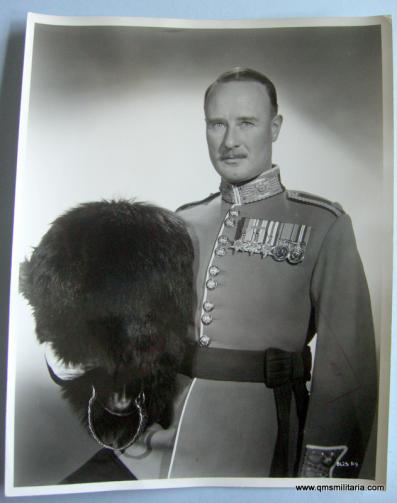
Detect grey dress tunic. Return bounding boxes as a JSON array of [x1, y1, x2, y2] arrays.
[[168, 166, 376, 479]]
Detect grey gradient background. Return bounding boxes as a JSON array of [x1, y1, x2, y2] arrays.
[[0, 1, 395, 503]]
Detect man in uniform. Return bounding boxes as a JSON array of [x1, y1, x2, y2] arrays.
[[169, 68, 377, 479], [40, 68, 377, 482]]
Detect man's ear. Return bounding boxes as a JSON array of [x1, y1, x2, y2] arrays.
[[271, 114, 283, 142]]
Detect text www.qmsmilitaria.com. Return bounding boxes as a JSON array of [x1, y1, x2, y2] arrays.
[[295, 483, 385, 492]]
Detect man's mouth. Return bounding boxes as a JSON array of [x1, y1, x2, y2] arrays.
[[220, 153, 247, 162]]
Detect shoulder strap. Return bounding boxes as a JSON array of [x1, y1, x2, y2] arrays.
[[176, 192, 220, 212], [287, 190, 344, 217]]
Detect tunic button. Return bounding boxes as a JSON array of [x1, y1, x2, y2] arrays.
[[201, 313, 213, 325], [199, 334, 211, 347], [209, 265, 220, 276], [229, 209, 240, 217], [206, 278, 218, 290], [217, 235, 229, 245], [224, 218, 235, 227], [215, 247, 226, 257], [203, 301, 214, 312]]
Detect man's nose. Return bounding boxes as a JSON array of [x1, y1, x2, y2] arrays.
[[223, 125, 240, 149]]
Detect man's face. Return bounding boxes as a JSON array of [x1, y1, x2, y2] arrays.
[[205, 81, 282, 184]]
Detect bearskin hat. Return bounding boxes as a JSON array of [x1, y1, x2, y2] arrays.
[[20, 200, 194, 450]]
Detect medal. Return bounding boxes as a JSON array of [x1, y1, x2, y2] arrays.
[[272, 245, 289, 261], [229, 217, 311, 265], [288, 246, 304, 264]]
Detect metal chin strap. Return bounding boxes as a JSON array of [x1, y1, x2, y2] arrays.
[[44, 344, 148, 451], [87, 386, 147, 451]]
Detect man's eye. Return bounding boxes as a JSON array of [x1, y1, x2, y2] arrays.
[[240, 121, 254, 128], [208, 122, 225, 129]]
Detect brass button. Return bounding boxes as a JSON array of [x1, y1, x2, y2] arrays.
[[203, 301, 214, 312], [215, 247, 226, 257], [229, 209, 240, 217], [201, 313, 213, 325], [199, 335, 211, 347], [217, 235, 229, 245], [209, 265, 220, 276], [206, 278, 217, 290]]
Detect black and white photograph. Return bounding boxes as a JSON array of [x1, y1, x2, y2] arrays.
[[5, 13, 392, 496]]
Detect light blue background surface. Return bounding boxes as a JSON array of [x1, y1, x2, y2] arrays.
[[0, 1, 395, 502]]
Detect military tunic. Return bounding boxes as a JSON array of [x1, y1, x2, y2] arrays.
[[171, 166, 377, 478]]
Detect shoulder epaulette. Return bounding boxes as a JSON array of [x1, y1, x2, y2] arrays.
[[287, 190, 344, 217], [176, 192, 220, 212]]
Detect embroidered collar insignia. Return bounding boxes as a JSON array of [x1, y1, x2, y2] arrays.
[[220, 166, 284, 205]]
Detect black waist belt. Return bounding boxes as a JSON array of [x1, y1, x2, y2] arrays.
[[182, 346, 266, 382], [182, 344, 312, 477]]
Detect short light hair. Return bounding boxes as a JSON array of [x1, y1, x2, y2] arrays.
[[204, 67, 278, 116]]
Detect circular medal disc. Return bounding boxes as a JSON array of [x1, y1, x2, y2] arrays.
[[272, 245, 289, 261], [288, 246, 304, 264]]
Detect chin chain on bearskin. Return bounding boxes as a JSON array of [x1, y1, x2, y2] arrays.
[[87, 386, 147, 451]]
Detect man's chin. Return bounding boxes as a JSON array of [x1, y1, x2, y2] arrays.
[[218, 167, 270, 186], [217, 167, 247, 184], [223, 175, 250, 185], [219, 169, 255, 185]]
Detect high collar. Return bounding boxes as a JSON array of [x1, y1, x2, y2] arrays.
[[219, 166, 284, 205]]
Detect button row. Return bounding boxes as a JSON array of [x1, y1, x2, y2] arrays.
[[199, 208, 240, 348]]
